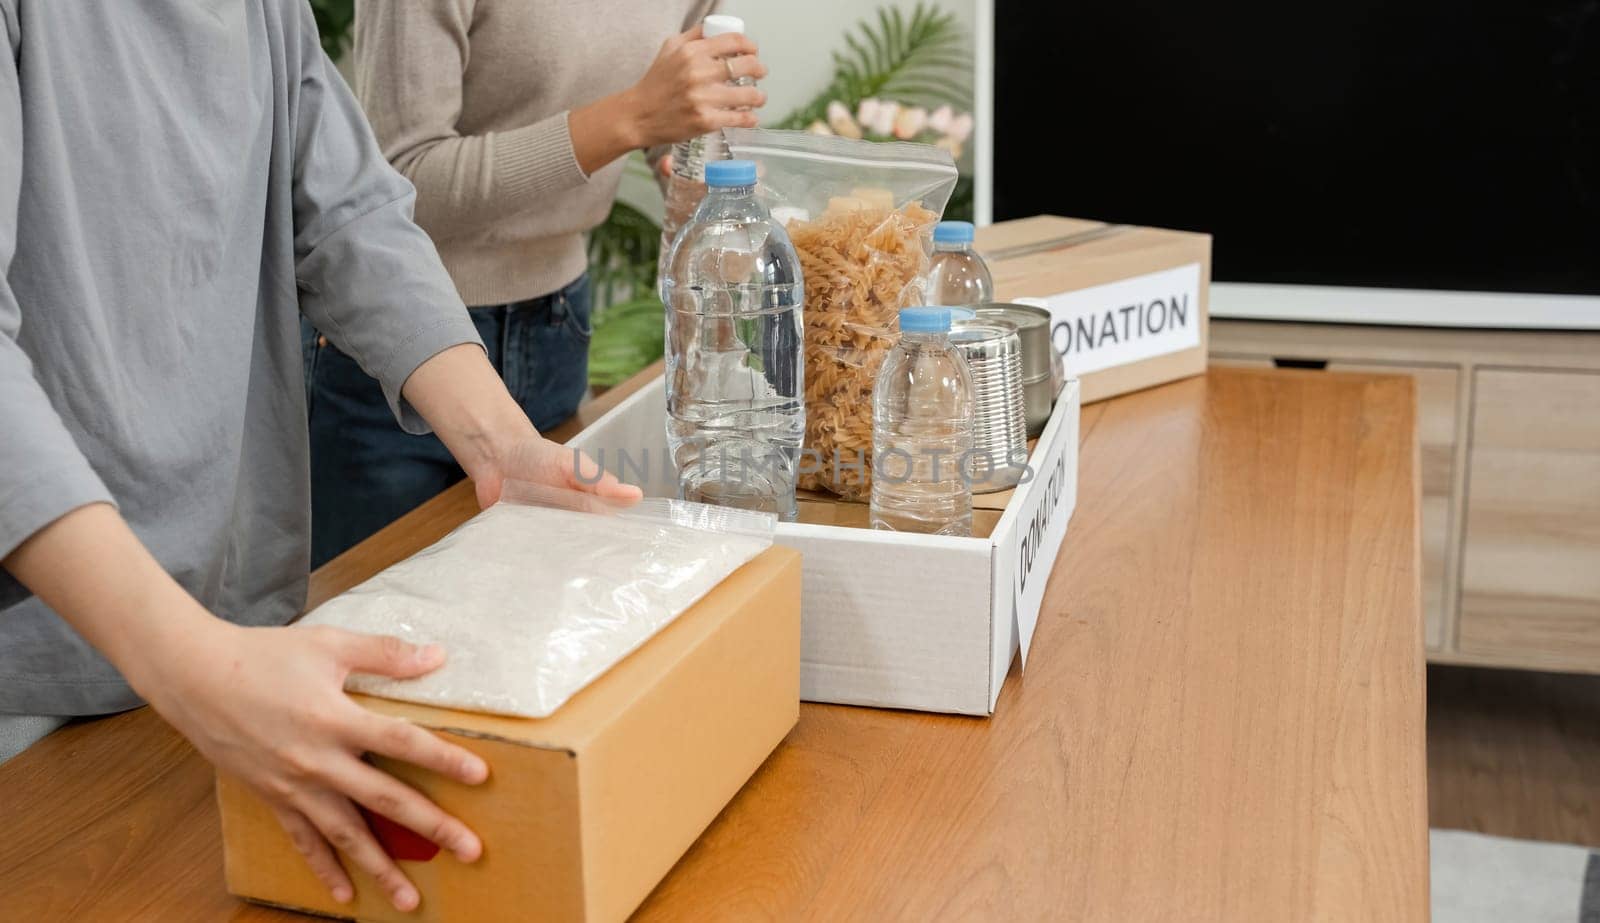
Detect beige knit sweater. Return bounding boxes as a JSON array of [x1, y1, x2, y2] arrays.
[[352, 0, 714, 306]]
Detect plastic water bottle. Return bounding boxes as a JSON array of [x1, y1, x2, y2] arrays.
[[659, 14, 753, 282], [925, 221, 995, 307], [661, 160, 804, 520], [870, 307, 974, 536]]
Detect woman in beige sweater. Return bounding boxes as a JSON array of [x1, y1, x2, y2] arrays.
[[306, 2, 765, 565]]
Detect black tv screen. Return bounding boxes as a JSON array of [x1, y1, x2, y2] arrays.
[[992, 0, 1600, 295]]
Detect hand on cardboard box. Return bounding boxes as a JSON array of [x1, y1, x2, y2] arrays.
[[144, 619, 491, 912], [3, 485, 496, 914]]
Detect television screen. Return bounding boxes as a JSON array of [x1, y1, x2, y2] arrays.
[[992, 0, 1600, 295]]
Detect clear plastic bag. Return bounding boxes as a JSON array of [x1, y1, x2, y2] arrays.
[[298, 483, 774, 718], [725, 128, 959, 501]]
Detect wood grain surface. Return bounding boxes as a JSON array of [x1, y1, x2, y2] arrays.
[[1327, 362, 1458, 652], [0, 367, 1429, 922], [1210, 353, 1460, 653], [1458, 368, 1600, 669], [1211, 318, 1600, 676]]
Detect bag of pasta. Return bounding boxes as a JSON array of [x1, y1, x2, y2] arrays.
[[726, 128, 959, 501]]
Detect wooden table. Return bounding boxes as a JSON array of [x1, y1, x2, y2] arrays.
[[0, 366, 1430, 921]]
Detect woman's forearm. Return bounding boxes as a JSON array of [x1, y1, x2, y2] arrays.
[[568, 92, 646, 177], [401, 344, 538, 482], [5, 502, 490, 914], [401, 343, 639, 507]]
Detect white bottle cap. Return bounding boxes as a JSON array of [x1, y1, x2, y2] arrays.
[[702, 14, 746, 37]]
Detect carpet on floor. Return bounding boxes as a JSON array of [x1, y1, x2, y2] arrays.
[[1432, 829, 1600, 923]]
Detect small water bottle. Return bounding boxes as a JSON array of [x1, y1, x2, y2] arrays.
[[659, 14, 754, 281], [870, 307, 975, 536], [661, 159, 804, 520], [925, 221, 995, 307]]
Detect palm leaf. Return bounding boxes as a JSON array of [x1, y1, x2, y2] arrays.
[[585, 198, 666, 388], [773, 2, 972, 130], [586, 199, 661, 312], [308, 0, 354, 58]]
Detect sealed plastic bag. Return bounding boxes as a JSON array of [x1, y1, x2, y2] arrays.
[[298, 484, 773, 718], [726, 128, 959, 501]]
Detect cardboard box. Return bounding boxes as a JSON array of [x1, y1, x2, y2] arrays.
[[218, 547, 802, 923], [976, 215, 1212, 404], [566, 377, 1080, 716]]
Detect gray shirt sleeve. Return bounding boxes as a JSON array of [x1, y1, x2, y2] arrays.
[[287, 3, 482, 434], [0, 5, 116, 561]]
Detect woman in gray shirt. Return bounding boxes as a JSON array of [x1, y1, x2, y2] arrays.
[[0, 0, 635, 912]]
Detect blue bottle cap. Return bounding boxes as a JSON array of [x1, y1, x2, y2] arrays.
[[900, 306, 954, 333], [706, 160, 758, 188], [933, 220, 975, 243]]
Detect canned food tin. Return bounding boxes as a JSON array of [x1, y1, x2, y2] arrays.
[[949, 318, 1029, 493], [973, 303, 1058, 436]]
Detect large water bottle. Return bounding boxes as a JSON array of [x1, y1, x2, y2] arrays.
[[925, 221, 995, 306], [870, 307, 975, 536], [659, 14, 753, 282], [661, 159, 804, 520]]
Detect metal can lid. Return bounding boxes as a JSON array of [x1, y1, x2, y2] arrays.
[[973, 303, 1054, 381], [949, 318, 1021, 361]]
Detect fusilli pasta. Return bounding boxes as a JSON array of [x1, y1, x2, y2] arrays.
[[788, 199, 939, 499]]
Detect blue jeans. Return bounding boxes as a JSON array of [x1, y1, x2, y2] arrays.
[[305, 275, 592, 568]]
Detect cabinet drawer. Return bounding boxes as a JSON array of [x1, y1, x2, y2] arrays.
[[1460, 369, 1600, 668], [1329, 363, 1458, 651]]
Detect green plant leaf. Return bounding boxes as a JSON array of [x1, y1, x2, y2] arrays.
[[308, 0, 354, 59], [586, 199, 662, 313], [772, 2, 974, 131], [588, 297, 665, 388]]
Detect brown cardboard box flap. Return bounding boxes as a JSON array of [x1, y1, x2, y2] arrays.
[[976, 215, 1213, 403], [975, 215, 1109, 256]]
